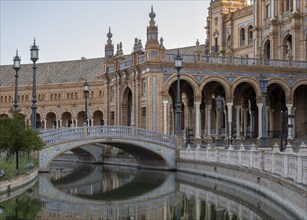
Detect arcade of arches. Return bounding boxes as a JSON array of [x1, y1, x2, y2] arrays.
[[1, 76, 306, 145]]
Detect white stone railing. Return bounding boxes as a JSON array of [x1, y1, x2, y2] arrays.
[[40, 126, 175, 148], [40, 127, 84, 145], [179, 143, 307, 185]]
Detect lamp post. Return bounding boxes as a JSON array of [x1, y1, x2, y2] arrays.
[[13, 50, 21, 112], [83, 79, 89, 126], [30, 39, 39, 130], [216, 95, 223, 147], [259, 74, 269, 148], [174, 50, 183, 134]]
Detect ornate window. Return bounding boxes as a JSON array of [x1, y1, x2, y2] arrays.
[[240, 28, 246, 46], [248, 25, 253, 45]]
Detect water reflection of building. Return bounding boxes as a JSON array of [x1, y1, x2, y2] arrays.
[[33, 166, 298, 220], [36, 167, 176, 220]]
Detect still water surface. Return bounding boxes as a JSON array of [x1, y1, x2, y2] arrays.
[[0, 162, 299, 220]]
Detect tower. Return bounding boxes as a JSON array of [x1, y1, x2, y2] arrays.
[[105, 27, 114, 65], [145, 6, 165, 61]]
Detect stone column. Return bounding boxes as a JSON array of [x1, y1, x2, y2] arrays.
[[249, 110, 253, 138], [269, 109, 274, 137], [163, 99, 168, 135], [91, 119, 94, 126], [75, 119, 78, 127], [235, 105, 241, 139], [287, 104, 293, 139], [131, 78, 135, 127], [243, 108, 248, 138], [188, 107, 193, 129], [257, 103, 263, 138], [56, 120, 59, 129], [292, 107, 296, 138], [196, 199, 200, 220], [266, 107, 269, 137], [226, 103, 233, 140], [195, 102, 201, 139], [206, 105, 212, 138], [44, 120, 47, 130]]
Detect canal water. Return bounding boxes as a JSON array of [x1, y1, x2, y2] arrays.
[[0, 162, 299, 220]]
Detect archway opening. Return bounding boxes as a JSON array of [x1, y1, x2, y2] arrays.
[[77, 111, 86, 127], [168, 79, 195, 135], [293, 85, 307, 138], [267, 83, 286, 138], [62, 112, 72, 128], [93, 110, 104, 126], [233, 82, 257, 140], [122, 88, 132, 126], [264, 40, 271, 61], [201, 81, 226, 141], [46, 112, 56, 129]]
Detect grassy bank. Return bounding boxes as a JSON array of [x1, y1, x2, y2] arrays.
[[0, 153, 37, 181]]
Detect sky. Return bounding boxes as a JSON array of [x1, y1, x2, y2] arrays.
[[0, 0, 210, 65]]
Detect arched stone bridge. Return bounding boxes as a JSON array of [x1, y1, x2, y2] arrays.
[[39, 126, 176, 172]]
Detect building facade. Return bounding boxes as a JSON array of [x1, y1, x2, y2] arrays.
[[206, 0, 307, 61], [0, 5, 306, 146]]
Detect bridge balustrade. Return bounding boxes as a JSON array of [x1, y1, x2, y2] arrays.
[[179, 143, 307, 185], [40, 126, 175, 148], [40, 127, 84, 145]]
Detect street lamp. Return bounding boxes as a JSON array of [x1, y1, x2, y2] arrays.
[[174, 50, 183, 134], [83, 79, 89, 126], [259, 73, 269, 148], [13, 50, 21, 112], [30, 39, 39, 130], [216, 95, 223, 147]]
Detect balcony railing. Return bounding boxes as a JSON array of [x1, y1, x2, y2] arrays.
[[104, 54, 307, 74]]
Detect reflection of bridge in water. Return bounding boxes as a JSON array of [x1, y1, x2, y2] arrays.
[[32, 165, 301, 219], [37, 167, 176, 218]]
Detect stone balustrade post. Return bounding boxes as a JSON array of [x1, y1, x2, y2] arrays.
[[282, 143, 293, 179], [83, 126, 88, 137], [297, 142, 307, 184], [239, 143, 244, 165], [271, 143, 280, 174], [227, 146, 232, 164]]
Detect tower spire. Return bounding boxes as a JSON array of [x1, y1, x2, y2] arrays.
[[105, 27, 114, 61]]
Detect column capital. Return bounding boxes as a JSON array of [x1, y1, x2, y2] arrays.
[[205, 104, 212, 111], [257, 103, 263, 108], [194, 101, 201, 107], [194, 95, 202, 103], [286, 103, 293, 109], [226, 95, 233, 103], [162, 99, 169, 105], [226, 102, 233, 107]]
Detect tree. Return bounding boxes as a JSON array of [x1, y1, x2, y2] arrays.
[[0, 112, 44, 170]]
